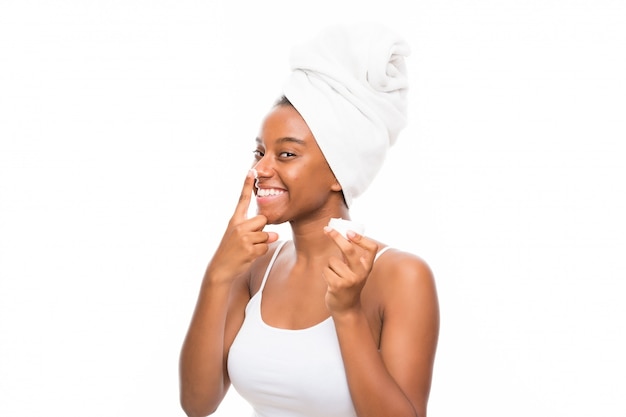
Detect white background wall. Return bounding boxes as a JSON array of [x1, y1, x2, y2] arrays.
[[1, 1, 624, 416]]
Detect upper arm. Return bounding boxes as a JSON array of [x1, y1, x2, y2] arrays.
[[378, 253, 440, 416], [222, 242, 280, 381], [221, 272, 250, 385], [223, 272, 251, 353]]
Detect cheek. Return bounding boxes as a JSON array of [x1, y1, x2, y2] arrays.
[[285, 159, 335, 190]]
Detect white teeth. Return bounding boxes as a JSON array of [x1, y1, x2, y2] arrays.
[[257, 188, 285, 197]]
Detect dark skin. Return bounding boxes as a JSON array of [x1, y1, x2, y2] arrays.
[[179, 103, 439, 417]]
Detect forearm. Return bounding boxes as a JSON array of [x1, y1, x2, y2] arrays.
[[179, 278, 233, 417], [334, 309, 418, 417]]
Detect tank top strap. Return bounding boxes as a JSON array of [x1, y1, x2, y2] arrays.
[[258, 240, 289, 292], [259, 242, 389, 292], [374, 246, 392, 262]]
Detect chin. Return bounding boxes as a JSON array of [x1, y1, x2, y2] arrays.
[[256, 209, 283, 225]]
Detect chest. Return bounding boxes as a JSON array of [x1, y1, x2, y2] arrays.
[[228, 294, 358, 417], [255, 266, 384, 347]]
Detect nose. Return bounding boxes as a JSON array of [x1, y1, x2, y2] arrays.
[[252, 156, 273, 179]]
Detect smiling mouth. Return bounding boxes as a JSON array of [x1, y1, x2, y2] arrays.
[[256, 188, 286, 197]]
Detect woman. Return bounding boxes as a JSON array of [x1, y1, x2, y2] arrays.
[[180, 23, 439, 417]]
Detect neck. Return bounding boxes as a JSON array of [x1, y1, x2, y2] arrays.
[[288, 207, 350, 262]]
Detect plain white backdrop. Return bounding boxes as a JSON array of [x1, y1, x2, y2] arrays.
[[1, 1, 624, 416]]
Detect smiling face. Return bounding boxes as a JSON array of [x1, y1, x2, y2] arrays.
[[252, 103, 344, 225]]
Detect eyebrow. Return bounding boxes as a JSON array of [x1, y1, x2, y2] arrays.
[[256, 137, 307, 146]]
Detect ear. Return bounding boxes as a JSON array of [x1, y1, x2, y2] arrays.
[[330, 181, 342, 192]]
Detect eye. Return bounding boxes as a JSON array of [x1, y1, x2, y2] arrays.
[[253, 149, 264, 159], [279, 152, 296, 158]]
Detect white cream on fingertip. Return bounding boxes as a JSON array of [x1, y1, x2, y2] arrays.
[[327, 218, 365, 239]]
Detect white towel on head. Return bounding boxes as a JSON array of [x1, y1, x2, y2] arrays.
[[282, 22, 410, 207]]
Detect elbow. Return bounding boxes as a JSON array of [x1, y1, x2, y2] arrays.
[[181, 410, 213, 417], [179, 372, 225, 417], [180, 401, 217, 417], [180, 392, 220, 417]]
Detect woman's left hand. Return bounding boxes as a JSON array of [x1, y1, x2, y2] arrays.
[[322, 227, 379, 315]]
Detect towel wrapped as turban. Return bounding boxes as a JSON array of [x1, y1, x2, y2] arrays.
[[282, 23, 410, 207]]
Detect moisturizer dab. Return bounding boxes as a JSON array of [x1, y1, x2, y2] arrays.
[[327, 218, 365, 239]]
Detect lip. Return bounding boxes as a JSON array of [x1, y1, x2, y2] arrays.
[[255, 186, 287, 203]]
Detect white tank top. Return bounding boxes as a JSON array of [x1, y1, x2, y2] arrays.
[[227, 240, 391, 417]]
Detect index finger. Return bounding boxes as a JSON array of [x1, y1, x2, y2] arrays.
[[233, 169, 256, 221], [346, 232, 378, 271], [325, 227, 377, 269], [346, 231, 379, 259]]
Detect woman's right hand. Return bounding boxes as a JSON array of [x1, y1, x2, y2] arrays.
[[205, 170, 279, 284]]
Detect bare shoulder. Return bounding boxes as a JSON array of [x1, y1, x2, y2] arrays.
[[373, 248, 436, 289], [368, 248, 439, 313]]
